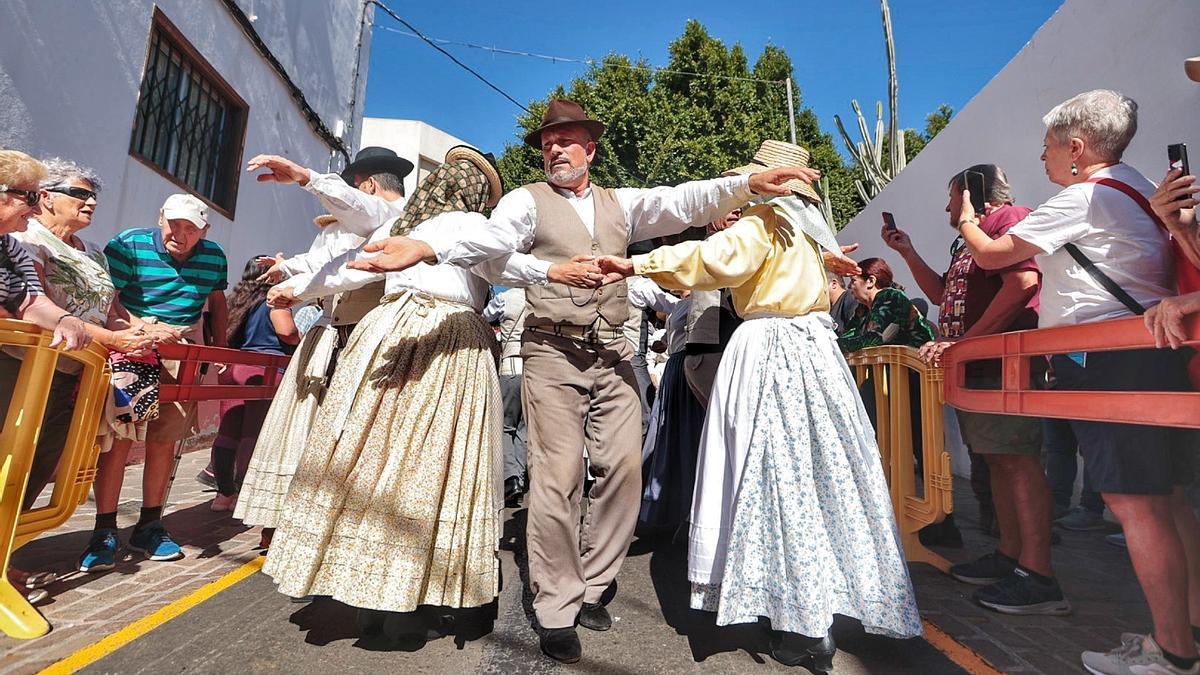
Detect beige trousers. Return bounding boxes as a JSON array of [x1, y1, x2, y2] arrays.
[[684, 352, 723, 408], [521, 331, 642, 629]]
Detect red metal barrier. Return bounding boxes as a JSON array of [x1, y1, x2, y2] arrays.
[[941, 314, 1200, 429], [155, 343, 290, 403]]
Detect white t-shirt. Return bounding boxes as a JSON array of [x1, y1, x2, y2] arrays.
[[1007, 163, 1174, 328]]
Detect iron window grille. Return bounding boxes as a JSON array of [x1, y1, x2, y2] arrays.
[[130, 11, 247, 216]]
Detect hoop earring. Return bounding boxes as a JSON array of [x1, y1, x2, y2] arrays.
[[1071, 162, 1078, 176]]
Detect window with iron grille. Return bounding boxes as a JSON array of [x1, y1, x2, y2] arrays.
[[130, 10, 248, 216]]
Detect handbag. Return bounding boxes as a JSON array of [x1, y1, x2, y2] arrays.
[[108, 351, 162, 423]]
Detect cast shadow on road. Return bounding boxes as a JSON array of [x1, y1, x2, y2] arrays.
[[643, 533, 932, 671]]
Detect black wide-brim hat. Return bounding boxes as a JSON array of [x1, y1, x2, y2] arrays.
[[523, 99, 605, 149], [340, 146, 415, 184]]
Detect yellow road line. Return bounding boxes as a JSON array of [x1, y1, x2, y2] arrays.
[[39, 556, 264, 675], [922, 618, 1003, 675]]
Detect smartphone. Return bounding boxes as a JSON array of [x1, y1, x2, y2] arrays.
[[963, 170, 987, 214], [1169, 143, 1190, 177], [882, 211, 898, 232]]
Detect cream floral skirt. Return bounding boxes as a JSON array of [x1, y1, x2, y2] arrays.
[[262, 291, 502, 611], [235, 322, 339, 529]]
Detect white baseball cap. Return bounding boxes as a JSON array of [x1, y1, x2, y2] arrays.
[[161, 193, 209, 229]]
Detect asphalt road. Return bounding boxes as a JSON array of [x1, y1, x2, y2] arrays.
[[84, 508, 966, 674]]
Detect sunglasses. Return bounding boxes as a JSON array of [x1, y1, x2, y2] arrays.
[[48, 186, 97, 202], [4, 188, 40, 207]]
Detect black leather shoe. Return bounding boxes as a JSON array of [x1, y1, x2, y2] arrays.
[[540, 626, 582, 663], [504, 476, 523, 507], [578, 602, 612, 631], [769, 631, 836, 674]]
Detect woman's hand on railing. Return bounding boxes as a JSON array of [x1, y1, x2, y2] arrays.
[[50, 315, 91, 351], [918, 339, 954, 366]]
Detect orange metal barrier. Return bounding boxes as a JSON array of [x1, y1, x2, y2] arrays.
[[942, 315, 1200, 428], [847, 346, 955, 573]]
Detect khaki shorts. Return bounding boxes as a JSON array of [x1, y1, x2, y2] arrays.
[[138, 316, 202, 444], [955, 409, 1042, 456]]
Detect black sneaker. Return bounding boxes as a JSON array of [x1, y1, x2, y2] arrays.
[[973, 567, 1071, 616], [950, 551, 1016, 585]]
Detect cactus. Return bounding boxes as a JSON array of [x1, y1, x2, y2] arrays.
[[834, 0, 904, 202]]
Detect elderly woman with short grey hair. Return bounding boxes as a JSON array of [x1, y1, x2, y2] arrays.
[[958, 89, 1200, 675]]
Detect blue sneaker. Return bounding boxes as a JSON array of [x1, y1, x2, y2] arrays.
[[78, 529, 119, 573], [128, 521, 184, 561]]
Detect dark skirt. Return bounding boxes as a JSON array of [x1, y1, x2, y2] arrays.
[[639, 353, 706, 529]]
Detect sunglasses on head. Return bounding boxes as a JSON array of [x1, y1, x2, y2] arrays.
[[48, 186, 97, 202], [4, 188, 40, 207]]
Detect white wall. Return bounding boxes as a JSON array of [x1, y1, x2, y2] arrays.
[[0, 0, 372, 277], [360, 118, 470, 197], [837, 0, 1200, 311]]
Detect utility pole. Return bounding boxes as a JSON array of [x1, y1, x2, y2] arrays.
[[785, 77, 797, 144]]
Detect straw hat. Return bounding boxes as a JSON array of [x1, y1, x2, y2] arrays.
[[724, 140, 820, 204], [445, 145, 505, 208]]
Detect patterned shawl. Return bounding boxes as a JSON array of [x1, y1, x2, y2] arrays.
[[390, 159, 490, 236]]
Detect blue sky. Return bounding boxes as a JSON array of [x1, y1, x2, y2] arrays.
[[363, 1, 1063, 158]]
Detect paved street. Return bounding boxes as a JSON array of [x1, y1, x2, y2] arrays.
[[1, 449, 1152, 674]]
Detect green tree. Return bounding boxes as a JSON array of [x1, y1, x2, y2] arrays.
[[900, 103, 954, 162], [497, 21, 863, 227]]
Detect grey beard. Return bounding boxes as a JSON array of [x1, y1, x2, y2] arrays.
[[546, 163, 588, 187]]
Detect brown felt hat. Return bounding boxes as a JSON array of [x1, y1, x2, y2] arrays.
[[523, 99, 605, 149]]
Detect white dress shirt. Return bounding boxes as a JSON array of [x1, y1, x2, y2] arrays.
[[412, 175, 755, 285]]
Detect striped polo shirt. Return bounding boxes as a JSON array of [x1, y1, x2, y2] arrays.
[[104, 227, 228, 326]]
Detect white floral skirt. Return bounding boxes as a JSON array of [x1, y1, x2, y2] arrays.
[[235, 323, 338, 529], [688, 312, 921, 639], [262, 292, 502, 611]]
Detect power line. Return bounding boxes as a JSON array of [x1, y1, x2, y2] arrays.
[[376, 24, 786, 86], [367, 0, 530, 112]]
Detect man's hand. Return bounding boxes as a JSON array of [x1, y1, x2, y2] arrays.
[[595, 255, 636, 283], [748, 166, 822, 197], [246, 154, 311, 186], [918, 339, 955, 366], [881, 224, 915, 255], [267, 285, 299, 309], [347, 237, 437, 273], [822, 244, 860, 277], [1150, 168, 1198, 235], [50, 315, 91, 351], [108, 327, 156, 355], [1144, 293, 1200, 349], [256, 252, 287, 284], [547, 255, 605, 289]]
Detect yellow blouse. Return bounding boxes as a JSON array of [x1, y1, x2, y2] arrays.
[[632, 201, 830, 318]]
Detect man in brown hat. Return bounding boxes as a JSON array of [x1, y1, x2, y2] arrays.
[[347, 99, 820, 663]]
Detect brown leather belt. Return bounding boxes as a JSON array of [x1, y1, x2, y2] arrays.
[[526, 324, 623, 345]]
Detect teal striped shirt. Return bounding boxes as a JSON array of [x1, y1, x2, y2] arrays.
[[104, 228, 228, 325]]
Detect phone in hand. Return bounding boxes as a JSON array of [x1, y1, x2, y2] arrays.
[[1169, 143, 1190, 177], [882, 211, 898, 232], [963, 170, 987, 214]]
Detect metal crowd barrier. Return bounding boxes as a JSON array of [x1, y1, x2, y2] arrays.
[[941, 315, 1200, 428], [847, 346, 954, 573], [0, 319, 110, 639], [0, 322, 290, 639]]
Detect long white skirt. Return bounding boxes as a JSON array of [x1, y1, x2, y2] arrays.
[[234, 322, 339, 529], [688, 312, 921, 639]]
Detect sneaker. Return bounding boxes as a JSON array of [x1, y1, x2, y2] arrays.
[[210, 493, 238, 512], [1106, 533, 1128, 549], [128, 521, 184, 561], [78, 528, 119, 573], [195, 465, 217, 489], [1082, 634, 1200, 675], [950, 551, 1016, 585], [1056, 507, 1108, 532], [974, 567, 1072, 616]]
